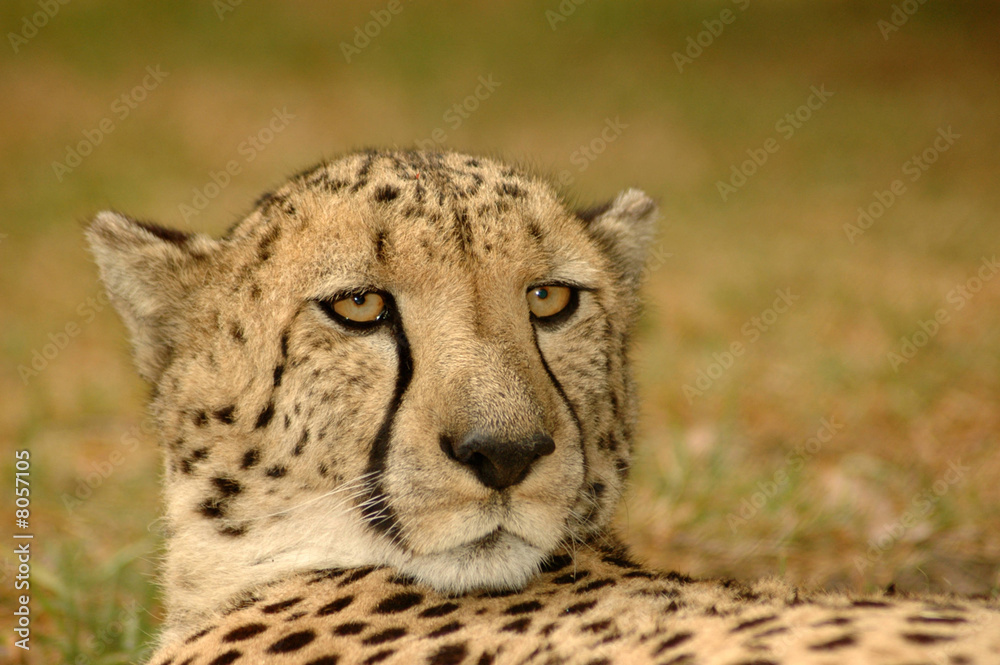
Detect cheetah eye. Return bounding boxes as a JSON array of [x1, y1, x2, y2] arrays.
[[316, 291, 389, 331], [527, 285, 578, 326]]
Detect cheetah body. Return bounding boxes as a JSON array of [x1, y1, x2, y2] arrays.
[[87, 150, 1000, 665]]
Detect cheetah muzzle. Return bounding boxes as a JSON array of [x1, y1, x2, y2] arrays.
[[89, 150, 1000, 665]]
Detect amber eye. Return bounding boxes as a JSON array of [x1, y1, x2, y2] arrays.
[[317, 291, 389, 331], [334, 293, 385, 322], [527, 285, 575, 321]]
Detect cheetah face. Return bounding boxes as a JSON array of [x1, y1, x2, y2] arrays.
[[88, 151, 656, 628]]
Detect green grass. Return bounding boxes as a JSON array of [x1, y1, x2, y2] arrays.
[[2, 1, 1000, 661]]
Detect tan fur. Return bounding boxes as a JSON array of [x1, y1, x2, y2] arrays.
[[88, 150, 1000, 664]]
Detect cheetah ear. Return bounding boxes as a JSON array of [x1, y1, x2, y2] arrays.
[[86, 211, 219, 383], [579, 188, 658, 288]]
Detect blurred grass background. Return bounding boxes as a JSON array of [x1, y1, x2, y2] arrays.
[[2, 0, 999, 662]]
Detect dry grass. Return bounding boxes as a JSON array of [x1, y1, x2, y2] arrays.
[[2, 1, 999, 662]]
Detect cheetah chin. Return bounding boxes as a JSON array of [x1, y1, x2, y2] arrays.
[[396, 528, 547, 595]]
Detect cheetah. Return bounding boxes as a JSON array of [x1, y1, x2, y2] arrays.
[[87, 150, 1000, 665]]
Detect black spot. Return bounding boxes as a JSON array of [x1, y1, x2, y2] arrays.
[[255, 403, 275, 429], [427, 621, 463, 638], [374, 185, 399, 203], [564, 600, 597, 615], [389, 574, 416, 586], [504, 600, 543, 615], [317, 596, 354, 616], [223, 623, 267, 642], [193, 410, 209, 427], [428, 643, 467, 665], [809, 634, 856, 651], [241, 448, 260, 469], [907, 614, 968, 624], [219, 524, 247, 537], [581, 619, 612, 633], [207, 651, 241, 665], [496, 182, 525, 198], [230, 322, 246, 344], [305, 657, 340, 665], [250, 284, 262, 300], [420, 602, 460, 618], [652, 632, 693, 656], [526, 222, 543, 243], [265, 465, 287, 478], [732, 661, 776, 665], [623, 571, 657, 580], [267, 629, 315, 653], [212, 476, 242, 497], [501, 618, 531, 634], [553, 571, 589, 584], [262, 597, 303, 614], [660, 655, 695, 665], [215, 405, 236, 424], [902, 633, 954, 644], [732, 615, 777, 632], [813, 616, 851, 627], [476, 653, 495, 665], [339, 567, 376, 586], [185, 626, 215, 643], [363, 650, 395, 665], [852, 599, 890, 608], [374, 592, 424, 614], [273, 365, 284, 387], [576, 579, 615, 594], [257, 226, 281, 262], [600, 551, 639, 569], [332, 622, 367, 636], [540, 554, 573, 573], [362, 627, 407, 645]]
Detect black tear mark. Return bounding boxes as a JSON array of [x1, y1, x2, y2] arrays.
[[255, 402, 275, 429], [374, 185, 399, 203]]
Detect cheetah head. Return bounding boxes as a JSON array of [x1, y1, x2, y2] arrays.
[[88, 150, 656, 638]]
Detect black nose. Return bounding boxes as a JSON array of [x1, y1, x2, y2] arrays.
[[441, 432, 555, 490]]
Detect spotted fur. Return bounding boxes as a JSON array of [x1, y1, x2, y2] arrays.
[[88, 150, 1000, 664]]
